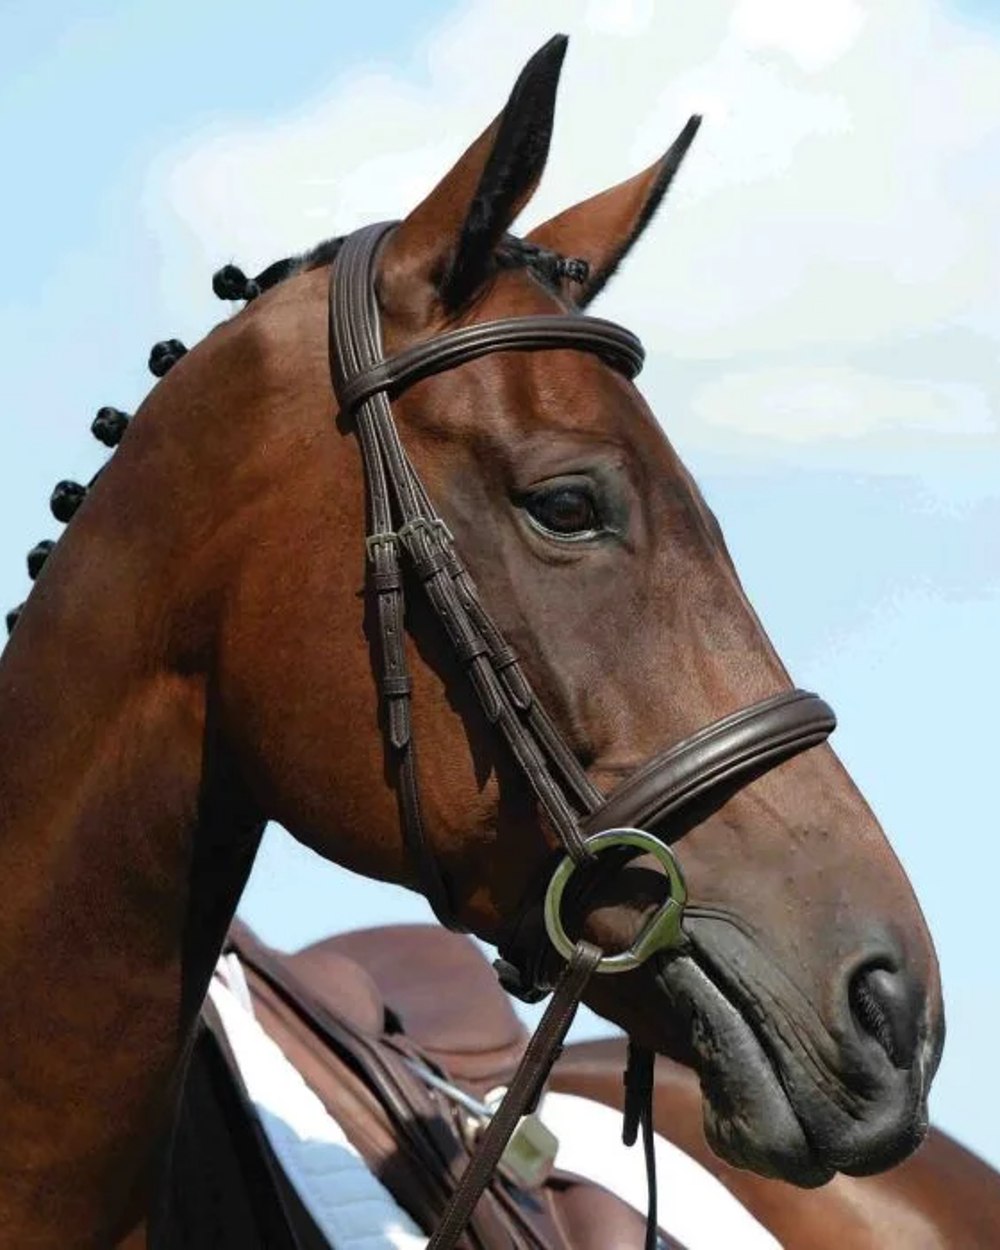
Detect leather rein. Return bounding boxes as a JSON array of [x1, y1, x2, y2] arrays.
[[328, 221, 836, 1249]]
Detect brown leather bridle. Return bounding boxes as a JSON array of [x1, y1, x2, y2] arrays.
[[329, 221, 836, 1249]]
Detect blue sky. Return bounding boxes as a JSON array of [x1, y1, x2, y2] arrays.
[[2, 0, 998, 1173]]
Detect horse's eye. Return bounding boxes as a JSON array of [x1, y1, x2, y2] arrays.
[[524, 486, 600, 537]]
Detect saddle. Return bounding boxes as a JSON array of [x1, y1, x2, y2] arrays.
[[168, 921, 682, 1250]]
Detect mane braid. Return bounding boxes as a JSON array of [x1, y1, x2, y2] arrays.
[[4, 230, 587, 638], [224, 232, 583, 304], [496, 235, 589, 290]]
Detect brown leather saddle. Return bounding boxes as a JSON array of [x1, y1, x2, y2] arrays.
[[161, 921, 686, 1250]]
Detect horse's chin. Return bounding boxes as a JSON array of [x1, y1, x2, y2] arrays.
[[652, 953, 836, 1187]]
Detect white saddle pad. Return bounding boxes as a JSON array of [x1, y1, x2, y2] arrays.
[[209, 968, 425, 1249], [208, 960, 781, 1250]]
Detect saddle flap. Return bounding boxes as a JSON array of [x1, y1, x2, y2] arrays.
[[301, 924, 529, 1092]]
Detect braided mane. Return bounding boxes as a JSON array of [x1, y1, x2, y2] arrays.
[[4, 233, 587, 636], [212, 232, 585, 304]]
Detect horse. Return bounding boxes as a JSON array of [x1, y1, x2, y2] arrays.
[[0, 35, 944, 1248]]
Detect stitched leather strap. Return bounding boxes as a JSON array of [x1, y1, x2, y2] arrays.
[[427, 941, 603, 1250], [582, 689, 836, 836], [338, 314, 644, 413], [330, 223, 622, 920], [330, 224, 457, 925]]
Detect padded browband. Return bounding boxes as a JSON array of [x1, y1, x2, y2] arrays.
[[337, 314, 645, 413], [583, 689, 836, 836]]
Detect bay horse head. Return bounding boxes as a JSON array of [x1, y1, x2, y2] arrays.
[[0, 33, 942, 1245]]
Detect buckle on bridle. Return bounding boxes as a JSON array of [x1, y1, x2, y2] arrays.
[[365, 530, 399, 559], [543, 829, 687, 973], [397, 516, 454, 546], [366, 517, 454, 561]]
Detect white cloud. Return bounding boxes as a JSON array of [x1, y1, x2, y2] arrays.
[[584, 0, 655, 38], [146, 0, 1000, 457], [690, 365, 994, 440], [730, 0, 867, 72]]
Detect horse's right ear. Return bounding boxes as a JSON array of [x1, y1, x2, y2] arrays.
[[526, 115, 702, 308], [377, 36, 567, 324]]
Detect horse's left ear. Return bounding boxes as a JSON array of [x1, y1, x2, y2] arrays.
[[527, 115, 702, 308], [379, 35, 568, 323]]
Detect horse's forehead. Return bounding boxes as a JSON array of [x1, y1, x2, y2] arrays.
[[356, 260, 664, 459], [397, 347, 656, 464]]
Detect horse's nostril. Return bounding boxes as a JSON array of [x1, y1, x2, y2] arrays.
[[848, 962, 922, 1069]]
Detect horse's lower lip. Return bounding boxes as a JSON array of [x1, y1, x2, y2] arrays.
[[652, 951, 835, 1186]]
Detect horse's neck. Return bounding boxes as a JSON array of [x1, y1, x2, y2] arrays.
[[0, 530, 262, 1245]]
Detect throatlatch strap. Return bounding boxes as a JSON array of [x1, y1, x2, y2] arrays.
[[427, 941, 602, 1250]]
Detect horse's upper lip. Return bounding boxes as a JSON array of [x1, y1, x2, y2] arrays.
[[651, 945, 833, 1185], [652, 912, 934, 1182]]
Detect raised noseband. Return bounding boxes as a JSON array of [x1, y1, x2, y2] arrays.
[[585, 688, 836, 838]]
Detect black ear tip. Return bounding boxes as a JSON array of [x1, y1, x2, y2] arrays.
[[658, 113, 703, 176], [678, 114, 703, 148], [526, 34, 569, 80], [513, 35, 568, 96], [6, 604, 23, 636], [542, 33, 569, 57]]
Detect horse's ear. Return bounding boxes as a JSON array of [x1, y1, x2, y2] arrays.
[[526, 115, 702, 308], [378, 35, 567, 320]]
